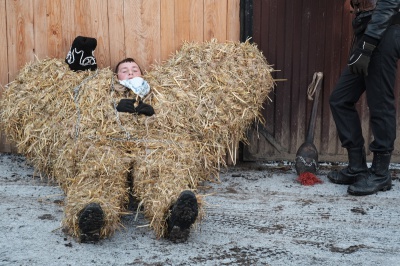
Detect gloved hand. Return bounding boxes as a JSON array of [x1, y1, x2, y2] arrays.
[[116, 99, 136, 113], [136, 101, 155, 116], [348, 38, 376, 76]]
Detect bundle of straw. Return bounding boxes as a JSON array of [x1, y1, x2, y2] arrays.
[[0, 39, 275, 239]]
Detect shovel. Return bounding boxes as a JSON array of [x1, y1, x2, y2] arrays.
[[295, 72, 323, 176]]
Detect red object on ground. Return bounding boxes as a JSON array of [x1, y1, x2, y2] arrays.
[[296, 172, 323, 186]]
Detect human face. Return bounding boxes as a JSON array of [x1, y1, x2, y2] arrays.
[[117, 62, 142, 80]]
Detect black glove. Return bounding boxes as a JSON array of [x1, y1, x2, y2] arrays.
[[348, 38, 376, 76], [136, 101, 155, 116], [116, 99, 136, 113]]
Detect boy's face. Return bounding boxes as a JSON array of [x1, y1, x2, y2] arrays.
[[117, 61, 142, 80]]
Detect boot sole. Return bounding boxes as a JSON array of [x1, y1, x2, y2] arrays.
[[78, 203, 105, 243], [327, 170, 360, 185], [348, 184, 392, 196], [167, 190, 198, 243]]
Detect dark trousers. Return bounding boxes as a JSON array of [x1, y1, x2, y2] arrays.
[[330, 25, 400, 153]]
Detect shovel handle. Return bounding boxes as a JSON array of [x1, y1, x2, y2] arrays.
[[306, 72, 323, 143]]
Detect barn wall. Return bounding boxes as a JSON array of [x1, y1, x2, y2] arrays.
[[0, 0, 240, 153], [243, 0, 400, 163]]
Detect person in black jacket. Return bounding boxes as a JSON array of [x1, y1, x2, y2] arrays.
[[328, 0, 400, 195]]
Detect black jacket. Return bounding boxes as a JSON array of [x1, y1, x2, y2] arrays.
[[364, 0, 400, 42]]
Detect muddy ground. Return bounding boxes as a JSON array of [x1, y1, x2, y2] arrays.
[[1, 152, 400, 266]]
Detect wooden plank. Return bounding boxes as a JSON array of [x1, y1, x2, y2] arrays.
[[296, 0, 315, 155], [304, 0, 318, 153], [321, 0, 339, 154], [310, 0, 328, 155], [0, 0, 11, 153], [174, 0, 191, 45], [287, 0, 301, 154], [125, 0, 160, 71], [189, 0, 204, 42], [62, 0, 111, 68], [31, 0, 64, 59], [107, 0, 125, 70], [32, 0, 48, 59], [260, 0, 273, 61], [243, 0, 271, 160], [244, 0, 284, 160], [204, 0, 227, 41], [74, 0, 92, 37], [6, 0, 35, 81], [0, 0, 7, 88], [226, 0, 240, 41], [252, 0, 262, 43], [69, 0, 110, 67], [264, 0, 281, 145], [60, 0, 77, 55], [87, 0, 110, 67], [317, 0, 334, 155], [298, 0, 325, 155], [160, 0, 175, 61], [46, 0, 63, 58], [259, 0, 274, 135], [274, 0, 290, 151], [260, 0, 277, 156]]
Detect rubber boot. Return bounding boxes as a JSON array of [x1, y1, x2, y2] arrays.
[[348, 152, 392, 196], [327, 147, 368, 184]]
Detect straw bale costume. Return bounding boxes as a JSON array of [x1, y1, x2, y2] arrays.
[[0, 37, 275, 243]]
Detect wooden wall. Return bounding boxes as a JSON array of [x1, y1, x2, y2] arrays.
[[244, 0, 400, 163], [0, 0, 240, 153]]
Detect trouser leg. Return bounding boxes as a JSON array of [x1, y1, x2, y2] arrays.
[[329, 67, 366, 148], [365, 25, 399, 153], [328, 65, 367, 183]]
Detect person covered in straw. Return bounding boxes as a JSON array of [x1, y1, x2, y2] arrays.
[[0, 36, 275, 244], [113, 57, 200, 243], [68, 51, 199, 242]]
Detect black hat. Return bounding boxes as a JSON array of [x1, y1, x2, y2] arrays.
[[65, 36, 97, 71]]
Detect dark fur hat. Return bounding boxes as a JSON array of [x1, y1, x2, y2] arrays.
[[65, 36, 97, 71]]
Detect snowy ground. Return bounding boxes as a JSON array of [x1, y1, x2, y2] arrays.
[[1, 152, 400, 266]]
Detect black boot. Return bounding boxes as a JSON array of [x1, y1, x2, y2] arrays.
[[78, 203, 105, 243], [348, 152, 392, 196], [327, 147, 368, 184], [167, 190, 198, 243]]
